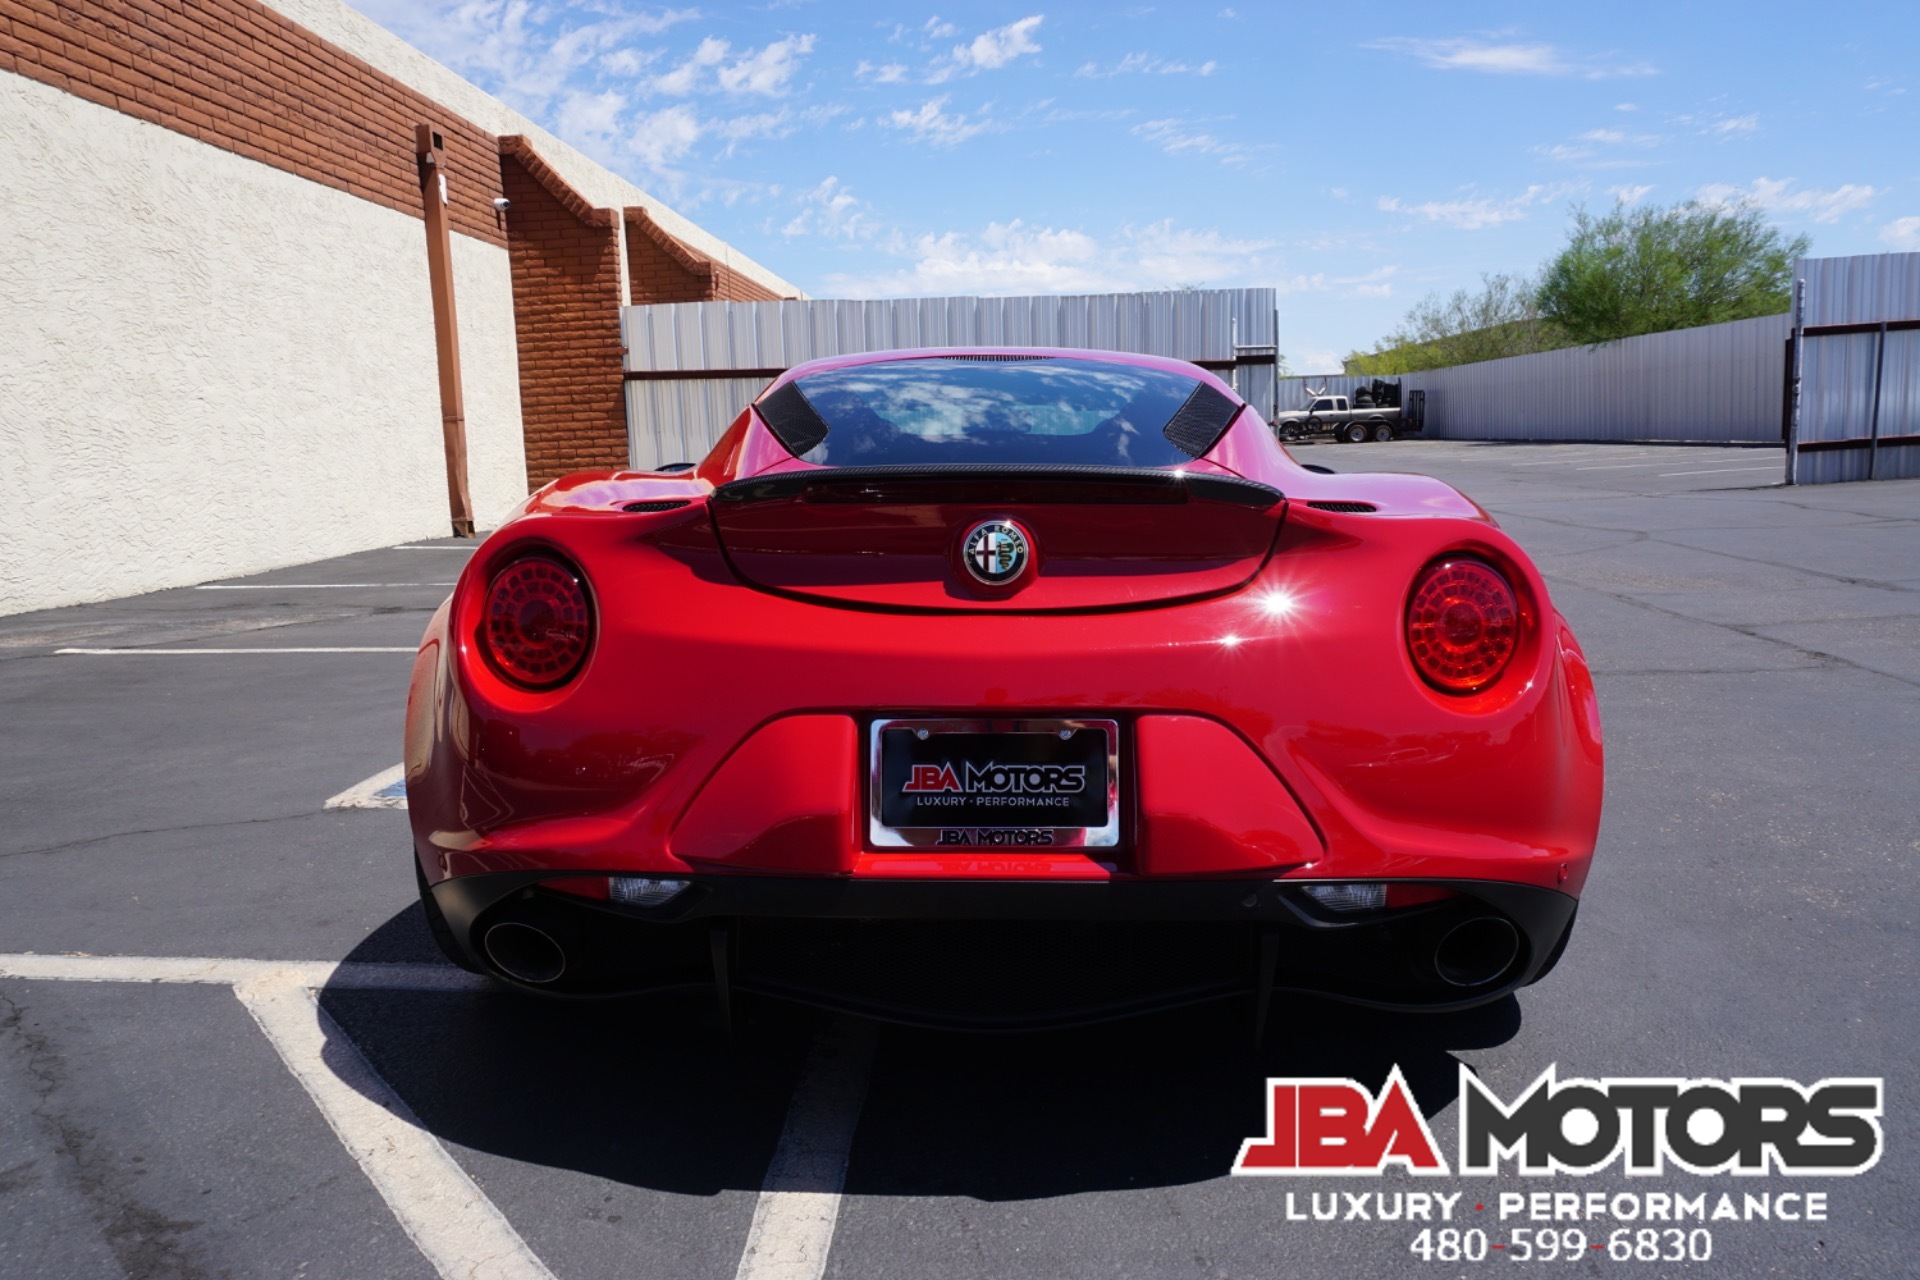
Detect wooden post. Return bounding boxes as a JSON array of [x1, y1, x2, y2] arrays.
[[1785, 276, 1804, 487], [415, 124, 476, 537]]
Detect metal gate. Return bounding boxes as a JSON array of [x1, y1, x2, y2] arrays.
[[1789, 252, 1920, 484], [619, 289, 1279, 470]]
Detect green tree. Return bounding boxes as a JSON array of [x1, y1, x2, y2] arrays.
[[1343, 273, 1565, 374], [1536, 200, 1809, 344]]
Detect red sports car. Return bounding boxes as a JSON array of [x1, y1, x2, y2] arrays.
[[406, 348, 1603, 1029]]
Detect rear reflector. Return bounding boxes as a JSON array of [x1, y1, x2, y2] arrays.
[[610, 876, 689, 907], [1300, 882, 1459, 913], [1302, 883, 1386, 913]]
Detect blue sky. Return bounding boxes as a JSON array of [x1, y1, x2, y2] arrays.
[[356, 1, 1919, 373]]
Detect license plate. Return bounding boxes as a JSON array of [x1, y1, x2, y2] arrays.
[[869, 718, 1120, 849]]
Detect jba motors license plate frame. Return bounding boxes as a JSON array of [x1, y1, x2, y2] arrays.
[[868, 717, 1121, 849]]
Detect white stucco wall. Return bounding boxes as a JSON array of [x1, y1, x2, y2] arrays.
[[0, 69, 527, 616], [266, 0, 802, 302]]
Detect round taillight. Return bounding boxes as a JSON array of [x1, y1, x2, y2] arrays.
[[481, 556, 593, 688], [1406, 557, 1519, 694]]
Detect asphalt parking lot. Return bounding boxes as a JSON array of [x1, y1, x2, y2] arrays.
[[2, 440, 1915, 1279]]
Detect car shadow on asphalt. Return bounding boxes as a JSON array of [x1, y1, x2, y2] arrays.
[[321, 904, 1519, 1199]]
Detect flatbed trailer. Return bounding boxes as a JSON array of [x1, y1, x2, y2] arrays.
[[1271, 380, 1425, 443]]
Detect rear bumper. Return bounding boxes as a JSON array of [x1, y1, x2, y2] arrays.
[[432, 871, 1578, 1029]]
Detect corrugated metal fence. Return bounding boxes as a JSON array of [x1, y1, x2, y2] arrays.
[[619, 289, 1279, 469], [1278, 312, 1791, 443], [1790, 252, 1920, 484]]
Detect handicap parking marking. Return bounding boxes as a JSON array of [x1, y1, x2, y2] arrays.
[[327, 764, 409, 810]]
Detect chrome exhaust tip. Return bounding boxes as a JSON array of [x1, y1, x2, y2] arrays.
[[1434, 917, 1520, 988], [483, 920, 568, 985]]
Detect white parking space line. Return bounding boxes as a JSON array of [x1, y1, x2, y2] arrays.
[[1510, 451, 1645, 465], [326, 764, 409, 810], [1658, 465, 1785, 477], [394, 545, 480, 551], [57, 647, 417, 655], [734, 1017, 879, 1280], [0, 952, 489, 991], [236, 970, 557, 1280], [196, 583, 456, 590], [0, 954, 541, 1280], [1572, 455, 1741, 470]]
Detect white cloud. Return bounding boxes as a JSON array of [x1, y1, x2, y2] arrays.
[[555, 89, 626, 147], [651, 36, 730, 94], [1075, 53, 1218, 78], [1292, 347, 1346, 375], [621, 8, 700, 37], [1881, 217, 1920, 249], [822, 218, 1277, 297], [883, 96, 995, 147], [649, 33, 816, 96], [1262, 266, 1399, 298], [1133, 118, 1257, 167], [1338, 266, 1399, 298], [1366, 36, 1655, 80], [1696, 177, 1877, 224], [1377, 184, 1578, 230], [781, 176, 875, 239], [718, 34, 816, 95], [927, 15, 1044, 83], [629, 103, 702, 167], [1673, 111, 1763, 139], [349, 1, 697, 116], [599, 48, 656, 75], [1610, 183, 1655, 205], [1539, 127, 1661, 167], [697, 104, 844, 158], [856, 59, 909, 84]]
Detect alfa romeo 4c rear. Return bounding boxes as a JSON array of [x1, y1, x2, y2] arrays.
[[406, 349, 1603, 1029]]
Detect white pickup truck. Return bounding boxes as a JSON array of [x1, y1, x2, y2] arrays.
[[1271, 382, 1425, 444]]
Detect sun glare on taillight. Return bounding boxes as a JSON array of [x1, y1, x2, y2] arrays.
[[1406, 557, 1519, 694], [481, 555, 593, 689]]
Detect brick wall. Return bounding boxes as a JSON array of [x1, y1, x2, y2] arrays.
[[500, 142, 625, 489], [627, 207, 783, 305], [0, 0, 506, 247]]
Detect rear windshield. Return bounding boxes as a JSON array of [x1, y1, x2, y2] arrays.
[[768, 356, 1236, 467]]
